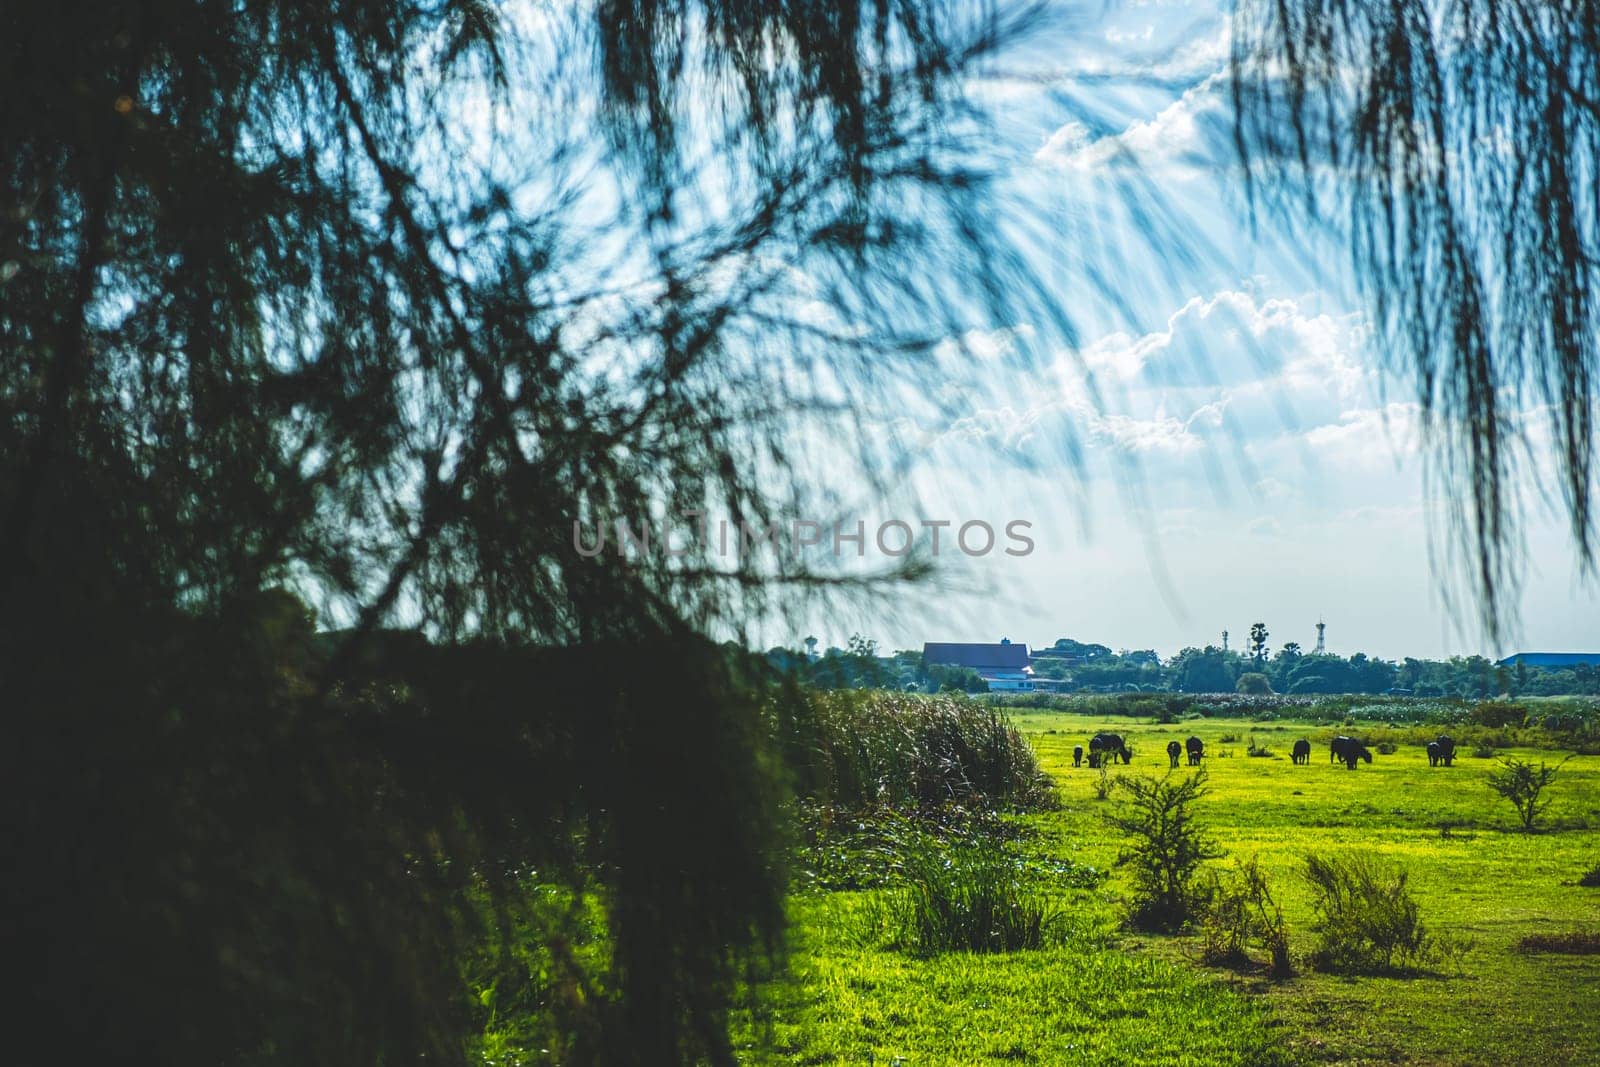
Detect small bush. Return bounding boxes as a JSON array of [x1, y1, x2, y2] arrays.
[[1486, 756, 1571, 831], [1472, 744, 1496, 759], [1218, 733, 1240, 744], [1092, 763, 1116, 801], [1244, 734, 1274, 758], [1376, 741, 1398, 755], [1200, 856, 1292, 977], [1578, 862, 1600, 888], [1469, 700, 1527, 728], [1516, 930, 1600, 955], [1105, 770, 1224, 931], [870, 835, 1062, 955], [1304, 853, 1431, 973]]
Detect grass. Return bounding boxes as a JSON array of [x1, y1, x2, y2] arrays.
[[742, 710, 1600, 1066]]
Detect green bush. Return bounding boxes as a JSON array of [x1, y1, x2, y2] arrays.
[[1486, 756, 1571, 831], [1576, 861, 1600, 888], [1200, 856, 1292, 977], [1472, 744, 1496, 758], [1236, 672, 1274, 695], [1304, 854, 1430, 973], [868, 835, 1062, 955], [1469, 700, 1528, 728], [1246, 735, 1274, 758], [1105, 770, 1223, 931]]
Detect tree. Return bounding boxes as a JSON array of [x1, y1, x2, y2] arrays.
[[0, 3, 1062, 1064], [1104, 770, 1225, 931], [1248, 622, 1270, 666], [1170, 646, 1237, 694], [1487, 757, 1572, 831]]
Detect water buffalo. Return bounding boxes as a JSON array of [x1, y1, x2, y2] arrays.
[[1166, 739, 1183, 769], [1185, 736, 1204, 766], [1427, 740, 1441, 767], [1330, 734, 1373, 769], [1434, 735, 1457, 767], [1291, 738, 1311, 765], [1090, 732, 1132, 765], [1073, 744, 1084, 768]]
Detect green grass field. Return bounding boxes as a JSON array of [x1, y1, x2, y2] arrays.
[[741, 714, 1600, 1065]]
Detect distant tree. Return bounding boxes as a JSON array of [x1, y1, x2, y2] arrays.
[[928, 665, 988, 694], [1170, 646, 1238, 694], [1248, 623, 1270, 666], [1236, 672, 1274, 696]]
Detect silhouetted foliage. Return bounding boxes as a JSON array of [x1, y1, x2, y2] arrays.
[[1233, 0, 1600, 634], [0, 2, 1065, 1064]]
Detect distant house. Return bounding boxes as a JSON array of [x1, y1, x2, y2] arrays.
[[923, 638, 1035, 692], [1498, 652, 1600, 669]]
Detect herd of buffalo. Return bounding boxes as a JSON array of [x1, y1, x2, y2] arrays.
[[1070, 731, 1462, 771]]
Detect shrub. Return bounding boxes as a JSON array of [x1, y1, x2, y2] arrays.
[[1304, 853, 1430, 973], [1092, 763, 1116, 801], [1104, 770, 1224, 931], [1486, 756, 1571, 831], [1218, 732, 1240, 744], [1377, 741, 1398, 755], [1199, 856, 1292, 977], [1472, 744, 1496, 758], [1516, 930, 1600, 955], [1246, 735, 1274, 758], [1469, 700, 1528, 728], [1236, 672, 1274, 695], [870, 835, 1062, 955], [1580, 862, 1600, 888]]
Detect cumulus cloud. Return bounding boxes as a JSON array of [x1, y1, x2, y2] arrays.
[[1036, 71, 1230, 174]]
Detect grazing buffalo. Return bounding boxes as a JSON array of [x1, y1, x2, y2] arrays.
[[1073, 744, 1084, 768], [1427, 741, 1441, 767], [1434, 735, 1457, 767], [1329, 734, 1373, 769], [1167, 740, 1183, 769], [1185, 736, 1204, 766], [1291, 738, 1312, 765], [1090, 732, 1132, 766]]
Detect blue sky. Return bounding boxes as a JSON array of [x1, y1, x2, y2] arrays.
[[797, 0, 1600, 661]]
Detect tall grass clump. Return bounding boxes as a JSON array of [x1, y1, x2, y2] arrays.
[[1304, 854, 1431, 973], [866, 834, 1062, 955], [790, 692, 1056, 814]]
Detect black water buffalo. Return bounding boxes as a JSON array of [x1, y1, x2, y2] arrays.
[[1090, 732, 1132, 765], [1073, 744, 1084, 768], [1330, 734, 1373, 769], [1167, 740, 1183, 768], [1291, 738, 1312, 765], [1185, 736, 1204, 766], [1434, 735, 1457, 767], [1427, 741, 1441, 767]]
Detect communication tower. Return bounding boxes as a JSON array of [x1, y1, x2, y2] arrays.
[[1314, 619, 1326, 655]]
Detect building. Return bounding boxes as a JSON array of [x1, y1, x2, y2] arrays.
[[1498, 652, 1600, 669], [923, 638, 1035, 692]]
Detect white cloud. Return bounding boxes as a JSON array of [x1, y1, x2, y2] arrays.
[[1037, 71, 1229, 174]]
